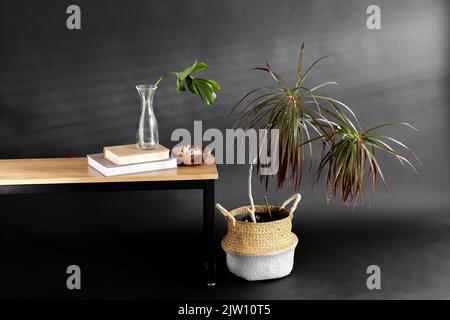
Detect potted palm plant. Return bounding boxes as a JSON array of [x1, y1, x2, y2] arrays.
[[217, 44, 419, 281]]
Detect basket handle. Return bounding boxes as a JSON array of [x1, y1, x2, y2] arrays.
[[215, 203, 236, 227], [280, 193, 302, 215]]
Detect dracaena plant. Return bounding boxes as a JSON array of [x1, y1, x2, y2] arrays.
[[155, 60, 221, 106], [232, 44, 419, 204], [314, 102, 420, 203]]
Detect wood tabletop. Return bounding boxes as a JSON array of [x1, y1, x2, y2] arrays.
[[0, 158, 218, 185]]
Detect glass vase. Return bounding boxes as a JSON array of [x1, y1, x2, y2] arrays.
[[136, 84, 159, 150]]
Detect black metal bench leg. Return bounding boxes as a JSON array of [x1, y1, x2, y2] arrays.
[[203, 180, 216, 286]]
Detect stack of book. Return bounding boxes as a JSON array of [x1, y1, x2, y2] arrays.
[[87, 144, 177, 176]]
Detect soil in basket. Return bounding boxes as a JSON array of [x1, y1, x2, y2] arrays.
[[234, 211, 287, 223]]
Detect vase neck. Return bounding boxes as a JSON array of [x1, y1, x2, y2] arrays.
[[136, 84, 157, 107]]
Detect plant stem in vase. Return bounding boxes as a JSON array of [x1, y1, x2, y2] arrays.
[[134, 61, 220, 150]]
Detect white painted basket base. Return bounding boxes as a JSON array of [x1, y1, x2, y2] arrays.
[[225, 244, 297, 281]]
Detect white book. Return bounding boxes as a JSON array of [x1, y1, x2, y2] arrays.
[[87, 153, 177, 176]]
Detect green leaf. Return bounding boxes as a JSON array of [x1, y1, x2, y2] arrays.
[[300, 55, 329, 85], [254, 64, 291, 93], [295, 43, 304, 90], [175, 60, 198, 81], [308, 94, 360, 130], [204, 79, 221, 91], [195, 78, 221, 91], [156, 60, 220, 106], [309, 81, 340, 92], [185, 75, 199, 95], [192, 62, 209, 73], [363, 121, 418, 134], [176, 76, 186, 94], [192, 78, 217, 106]]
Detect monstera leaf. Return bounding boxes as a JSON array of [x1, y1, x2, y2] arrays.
[[156, 60, 221, 106], [185, 75, 221, 106]]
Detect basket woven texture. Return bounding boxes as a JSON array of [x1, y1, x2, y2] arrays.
[[221, 204, 298, 256]]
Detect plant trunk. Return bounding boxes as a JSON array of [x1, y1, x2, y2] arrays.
[[248, 158, 257, 223]]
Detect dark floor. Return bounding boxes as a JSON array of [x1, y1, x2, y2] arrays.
[[0, 192, 449, 300]]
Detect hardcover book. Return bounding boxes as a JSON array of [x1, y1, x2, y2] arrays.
[[103, 144, 170, 165], [87, 153, 177, 176]]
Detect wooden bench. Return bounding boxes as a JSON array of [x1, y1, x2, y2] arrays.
[[0, 158, 218, 286]]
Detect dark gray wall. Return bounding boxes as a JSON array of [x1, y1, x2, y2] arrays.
[[1, 0, 450, 300], [0, 0, 449, 211]]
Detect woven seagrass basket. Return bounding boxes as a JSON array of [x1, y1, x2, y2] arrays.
[[216, 193, 301, 281]]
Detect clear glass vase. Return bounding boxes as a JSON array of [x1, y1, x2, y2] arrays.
[[136, 84, 159, 150]]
